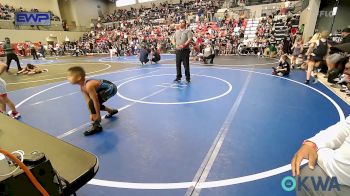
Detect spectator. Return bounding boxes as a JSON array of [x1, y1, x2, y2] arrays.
[[305, 31, 329, 84], [139, 45, 149, 65], [38, 42, 45, 59], [29, 42, 38, 60], [272, 55, 290, 76], [341, 28, 350, 44], [264, 43, 277, 58], [3, 37, 22, 73], [291, 37, 303, 68], [291, 115, 350, 196], [150, 49, 161, 64], [203, 43, 215, 64]]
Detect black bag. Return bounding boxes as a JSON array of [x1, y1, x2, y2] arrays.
[[327, 68, 340, 84]]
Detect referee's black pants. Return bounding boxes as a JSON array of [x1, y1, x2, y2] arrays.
[[6, 53, 22, 72], [175, 48, 190, 80], [31, 49, 38, 60]]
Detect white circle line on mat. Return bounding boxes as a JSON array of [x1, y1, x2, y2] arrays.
[[7, 62, 111, 85], [116, 73, 232, 105], [14, 66, 344, 189]]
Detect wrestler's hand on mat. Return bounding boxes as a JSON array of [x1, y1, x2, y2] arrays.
[[291, 141, 318, 176]]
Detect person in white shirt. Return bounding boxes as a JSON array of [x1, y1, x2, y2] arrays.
[[291, 115, 350, 195], [202, 43, 215, 64]]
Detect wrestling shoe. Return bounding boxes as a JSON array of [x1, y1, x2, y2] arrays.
[[174, 78, 181, 83], [10, 112, 21, 119], [105, 109, 119, 119], [84, 121, 103, 136]]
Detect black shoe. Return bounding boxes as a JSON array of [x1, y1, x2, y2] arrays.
[[174, 78, 181, 83], [304, 80, 310, 85], [84, 121, 103, 136], [186, 79, 191, 84], [105, 109, 118, 119]]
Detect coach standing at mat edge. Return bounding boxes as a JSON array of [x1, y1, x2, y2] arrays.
[[173, 19, 193, 83]]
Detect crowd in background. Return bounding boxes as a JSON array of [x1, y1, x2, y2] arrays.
[[100, 0, 221, 24]]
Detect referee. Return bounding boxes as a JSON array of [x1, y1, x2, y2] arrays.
[[173, 20, 193, 83], [3, 37, 22, 73]]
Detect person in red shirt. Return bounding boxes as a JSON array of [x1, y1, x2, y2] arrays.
[[196, 36, 203, 45]]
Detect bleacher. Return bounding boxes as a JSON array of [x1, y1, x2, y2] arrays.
[[101, 0, 226, 24], [244, 18, 259, 40], [272, 14, 300, 42], [273, 18, 288, 42]]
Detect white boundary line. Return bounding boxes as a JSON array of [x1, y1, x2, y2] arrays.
[[25, 69, 162, 107], [98, 54, 176, 63], [7, 62, 112, 85], [57, 70, 206, 139], [166, 60, 279, 67], [86, 68, 345, 189], [317, 77, 350, 106], [14, 67, 158, 108], [117, 74, 232, 105], [13, 65, 345, 190], [8, 59, 55, 70], [187, 70, 253, 196]]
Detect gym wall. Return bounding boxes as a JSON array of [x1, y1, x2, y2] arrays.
[[299, 0, 321, 41], [315, 0, 350, 33], [0, 29, 85, 43], [58, 0, 108, 28], [107, 0, 181, 11], [244, 1, 299, 18]]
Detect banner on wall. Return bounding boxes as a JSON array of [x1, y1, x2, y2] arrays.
[[15, 12, 51, 26]]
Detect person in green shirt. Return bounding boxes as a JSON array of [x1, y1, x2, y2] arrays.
[[299, 24, 305, 35], [3, 37, 22, 73], [263, 42, 277, 58]]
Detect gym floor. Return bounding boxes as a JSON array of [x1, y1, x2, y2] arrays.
[[5, 54, 350, 196]]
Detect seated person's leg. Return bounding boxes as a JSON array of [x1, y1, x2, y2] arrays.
[[277, 70, 288, 76], [209, 54, 215, 64], [270, 51, 277, 58], [297, 165, 350, 196], [203, 56, 208, 64], [264, 48, 270, 57]]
